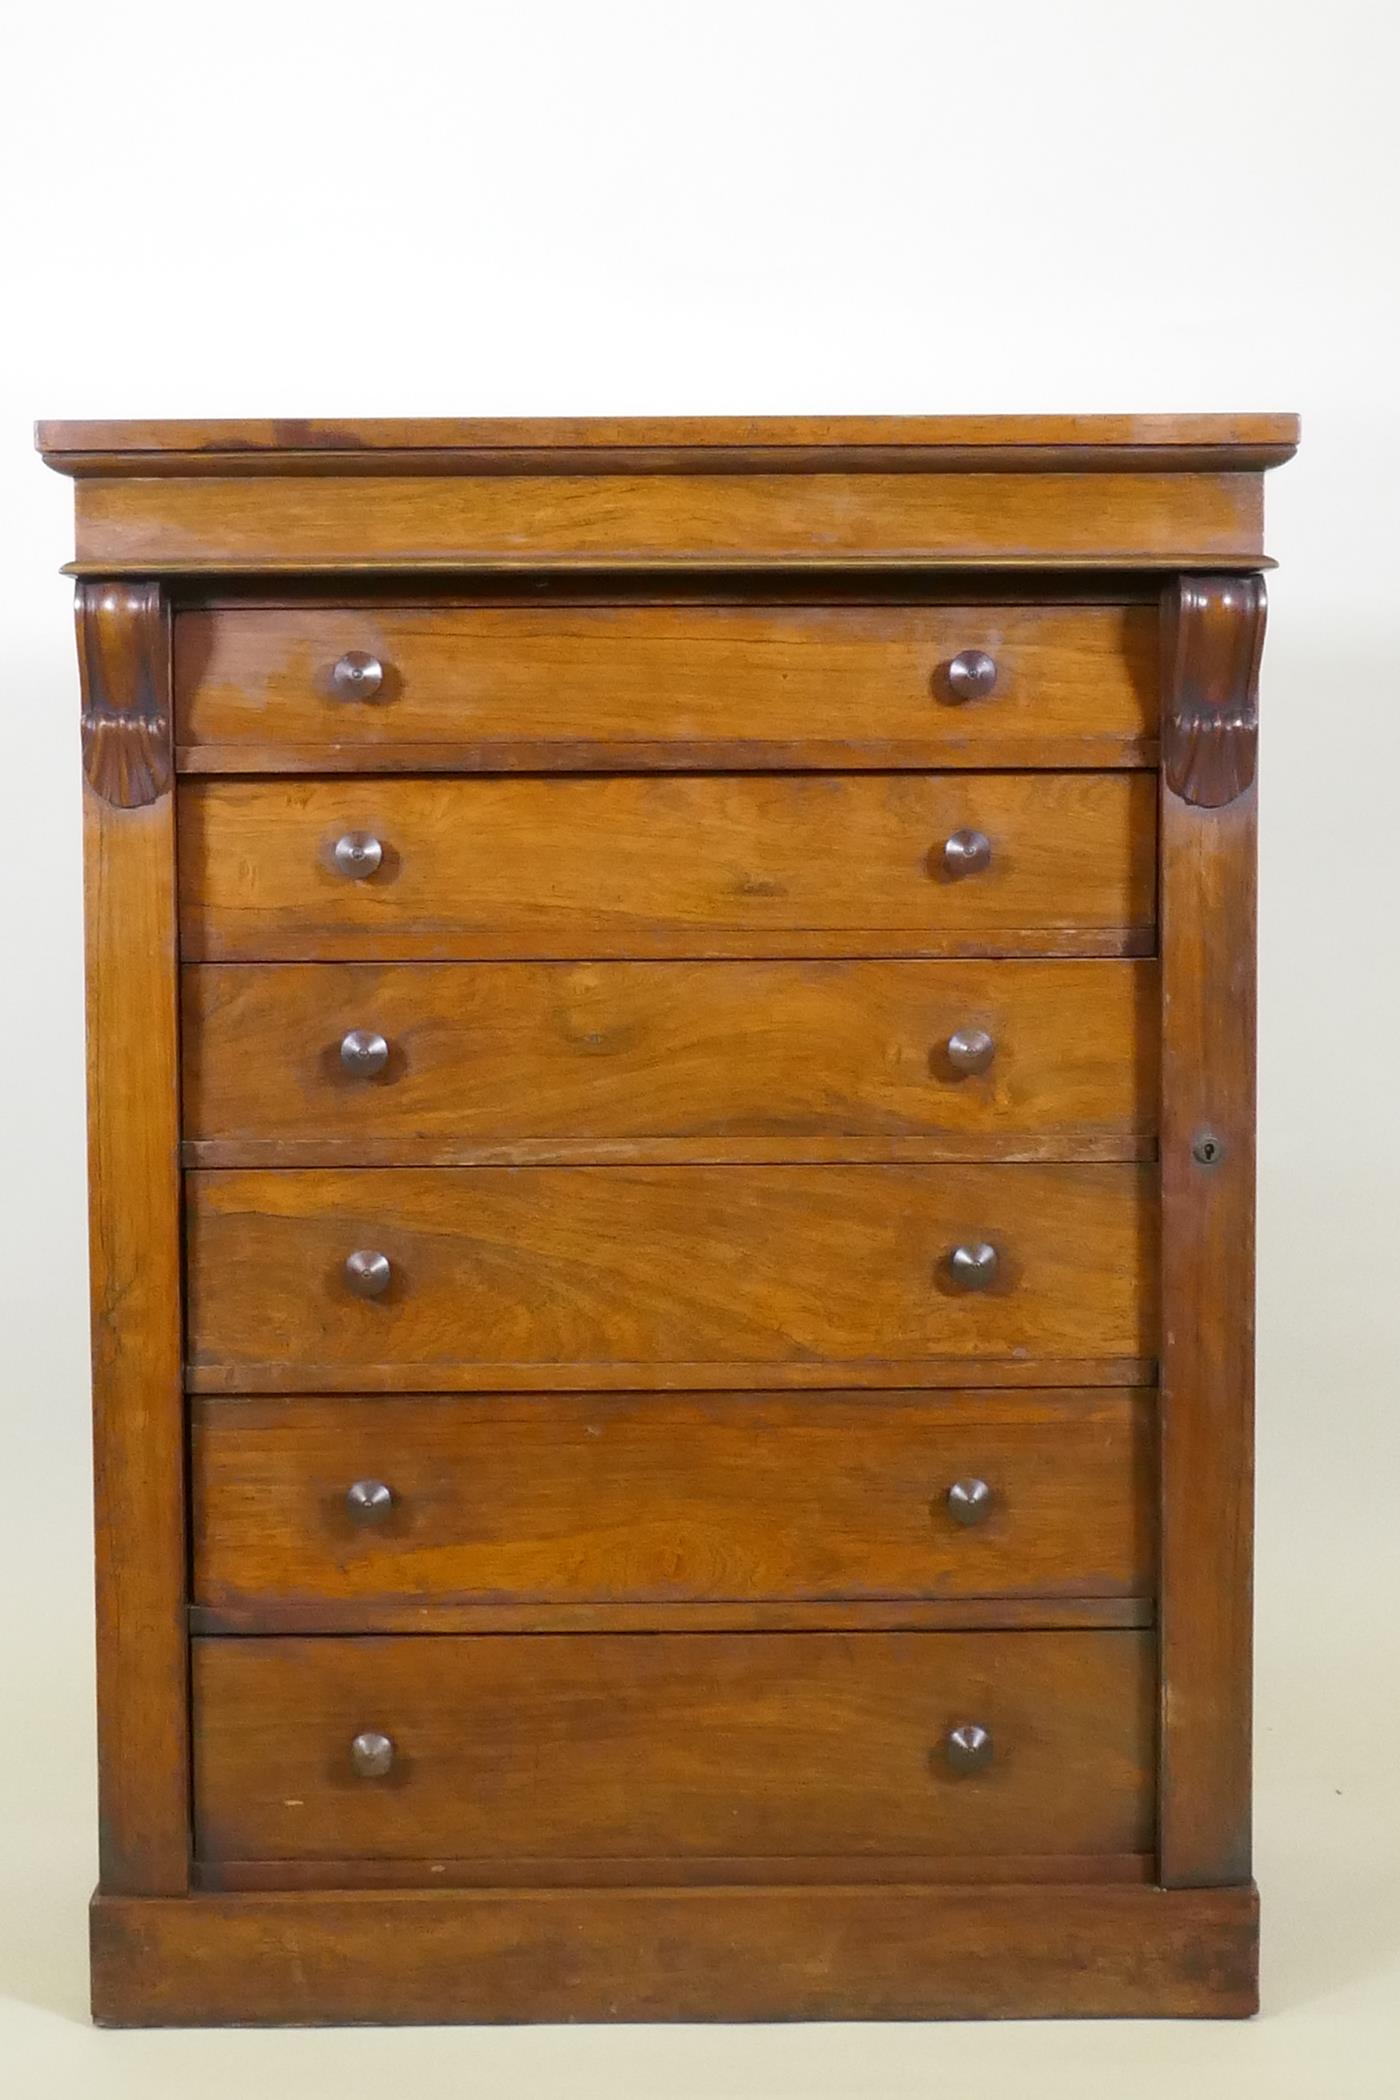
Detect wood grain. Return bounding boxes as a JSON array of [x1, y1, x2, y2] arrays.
[[178, 739, 1162, 777], [77, 582, 172, 807], [72, 470, 1266, 572], [181, 958, 1159, 1166], [190, 1388, 1155, 1611], [1162, 575, 1265, 807], [90, 1881, 1260, 2024], [177, 772, 1157, 963], [79, 581, 188, 1893], [185, 1162, 1158, 1391], [1158, 576, 1262, 1887], [189, 1596, 1155, 1637], [191, 1631, 1154, 1864], [173, 573, 1168, 606], [195, 1851, 1156, 1892], [39, 409, 1302, 467], [47, 416, 1294, 2027], [173, 602, 1157, 768]]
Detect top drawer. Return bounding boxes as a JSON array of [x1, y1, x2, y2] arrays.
[[173, 601, 1157, 771]]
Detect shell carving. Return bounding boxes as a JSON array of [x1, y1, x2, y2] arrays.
[[77, 581, 172, 808], [1162, 576, 1266, 810]]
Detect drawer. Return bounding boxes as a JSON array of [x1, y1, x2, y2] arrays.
[[181, 958, 1159, 1166], [192, 1630, 1155, 1866], [190, 1389, 1155, 1613], [185, 1163, 1156, 1391], [173, 601, 1158, 770], [177, 773, 1156, 962]]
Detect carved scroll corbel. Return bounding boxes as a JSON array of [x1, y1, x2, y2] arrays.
[[77, 581, 172, 807], [1161, 575, 1266, 809]]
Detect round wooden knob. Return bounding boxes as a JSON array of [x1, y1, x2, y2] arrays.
[[346, 1479, 394, 1524], [942, 829, 992, 877], [333, 832, 383, 880], [331, 651, 385, 701], [946, 1026, 995, 1075], [945, 649, 998, 702], [340, 1028, 390, 1077], [948, 1241, 999, 1290], [350, 1729, 395, 1778], [344, 1249, 392, 1299], [944, 1723, 993, 1774], [946, 1478, 993, 1526]]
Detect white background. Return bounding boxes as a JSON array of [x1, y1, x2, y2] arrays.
[[2, 1, 1398, 2092]]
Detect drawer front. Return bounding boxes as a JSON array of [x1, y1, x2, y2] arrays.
[[173, 602, 1157, 768], [191, 1390, 1155, 1611], [182, 958, 1159, 1165], [192, 1630, 1155, 1864], [185, 1163, 1156, 1391], [177, 773, 1156, 962]]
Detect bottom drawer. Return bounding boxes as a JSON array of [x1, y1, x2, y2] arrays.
[[193, 1631, 1154, 1870]]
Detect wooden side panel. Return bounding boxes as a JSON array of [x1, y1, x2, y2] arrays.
[[173, 601, 1158, 768], [189, 1389, 1156, 1610], [181, 958, 1159, 1166], [1158, 575, 1263, 1886], [191, 1631, 1155, 1864], [184, 1162, 1158, 1392], [78, 581, 188, 1893], [176, 772, 1157, 963], [74, 470, 1265, 570]]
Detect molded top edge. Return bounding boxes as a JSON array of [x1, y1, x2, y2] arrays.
[[36, 412, 1301, 474]]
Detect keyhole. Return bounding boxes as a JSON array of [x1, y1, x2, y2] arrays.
[[1192, 1132, 1224, 1166]]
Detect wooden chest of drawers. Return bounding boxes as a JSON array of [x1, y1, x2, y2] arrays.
[[39, 412, 1296, 2025]]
